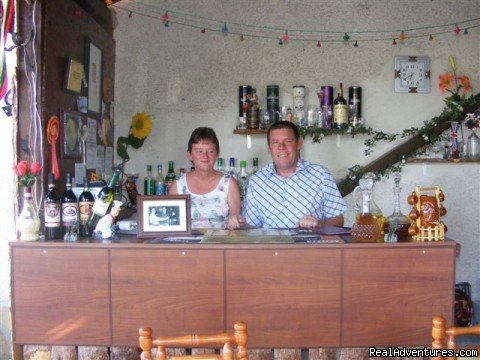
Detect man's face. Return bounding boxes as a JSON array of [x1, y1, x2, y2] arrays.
[[268, 128, 302, 176]]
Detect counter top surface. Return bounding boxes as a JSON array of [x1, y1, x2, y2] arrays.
[[9, 232, 457, 249]]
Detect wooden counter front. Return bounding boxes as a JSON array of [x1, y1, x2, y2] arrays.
[[10, 239, 456, 348]]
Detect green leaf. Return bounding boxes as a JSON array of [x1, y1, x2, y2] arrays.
[[128, 134, 145, 149], [117, 142, 129, 160]]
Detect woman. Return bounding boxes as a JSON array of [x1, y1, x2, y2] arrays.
[[168, 127, 241, 229]]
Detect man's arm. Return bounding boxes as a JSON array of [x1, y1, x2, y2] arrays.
[[319, 214, 344, 227], [298, 214, 344, 228]]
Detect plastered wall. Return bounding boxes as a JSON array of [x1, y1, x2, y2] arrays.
[[113, 0, 480, 323]]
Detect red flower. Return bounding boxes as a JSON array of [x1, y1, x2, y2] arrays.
[[13, 160, 42, 187], [438, 73, 455, 93], [14, 161, 28, 177], [457, 75, 472, 94], [30, 162, 42, 175]]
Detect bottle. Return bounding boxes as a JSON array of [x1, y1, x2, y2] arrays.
[[216, 158, 224, 173], [293, 85, 306, 127], [78, 177, 94, 237], [385, 173, 411, 242], [144, 165, 155, 195], [164, 161, 176, 191], [155, 164, 166, 195], [251, 157, 259, 174], [228, 157, 238, 179], [87, 170, 120, 233], [348, 86, 362, 127], [266, 85, 280, 122], [61, 173, 78, 235], [177, 167, 186, 180], [353, 172, 386, 242], [333, 82, 348, 129], [238, 161, 249, 202], [351, 176, 382, 243], [44, 172, 62, 240]]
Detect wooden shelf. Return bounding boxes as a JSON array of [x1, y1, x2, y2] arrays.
[[233, 129, 268, 135]]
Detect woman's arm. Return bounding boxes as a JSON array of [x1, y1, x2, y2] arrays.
[[227, 178, 241, 216]]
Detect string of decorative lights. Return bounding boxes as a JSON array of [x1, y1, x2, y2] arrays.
[[109, 1, 480, 46]]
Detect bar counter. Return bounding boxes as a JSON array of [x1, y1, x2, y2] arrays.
[[10, 234, 456, 348]]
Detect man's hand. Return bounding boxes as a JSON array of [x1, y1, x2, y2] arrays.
[[297, 215, 319, 228]]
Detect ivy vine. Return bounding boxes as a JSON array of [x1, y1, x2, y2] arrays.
[[298, 92, 480, 195]]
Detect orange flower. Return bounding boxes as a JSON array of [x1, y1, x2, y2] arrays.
[[457, 75, 472, 94], [438, 73, 455, 93]]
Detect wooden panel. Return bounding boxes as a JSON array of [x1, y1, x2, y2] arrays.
[[225, 249, 341, 348], [111, 249, 224, 346], [12, 247, 110, 345], [342, 247, 455, 346]]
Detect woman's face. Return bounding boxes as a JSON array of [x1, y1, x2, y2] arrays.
[[187, 140, 218, 171]]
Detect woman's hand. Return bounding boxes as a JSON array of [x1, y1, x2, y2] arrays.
[[226, 214, 245, 230]]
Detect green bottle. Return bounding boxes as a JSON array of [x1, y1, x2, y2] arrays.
[[87, 170, 120, 233], [165, 161, 176, 191], [144, 165, 155, 195]]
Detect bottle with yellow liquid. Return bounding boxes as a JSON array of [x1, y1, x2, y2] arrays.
[[352, 173, 386, 242]]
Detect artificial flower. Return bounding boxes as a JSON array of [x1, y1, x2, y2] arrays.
[[438, 73, 455, 93], [130, 112, 153, 139], [464, 113, 480, 130], [13, 160, 42, 187], [457, 75, 472, 94], [117, 112, 153, 162]]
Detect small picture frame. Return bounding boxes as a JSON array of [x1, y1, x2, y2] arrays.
[[137, 195, 192, 238], [61, 110, 83, 159], [64, 58, 84, 94], [85, 37, 103, 117]]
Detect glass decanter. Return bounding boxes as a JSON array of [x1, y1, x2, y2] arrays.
[[351, 175, 382, 242], [353, 172, 386, 242], [385, 173, 411, 242]]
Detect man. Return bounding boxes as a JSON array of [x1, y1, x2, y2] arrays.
[[228, 121, 346, 229]]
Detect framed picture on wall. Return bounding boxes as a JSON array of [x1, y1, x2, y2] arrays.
[[61, 110, 83, 159], [137, 195, 192, 238], [64, 58, 84, 94], [85, 38, 103, 117]]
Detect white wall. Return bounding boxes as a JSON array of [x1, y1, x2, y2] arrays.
[[113, 0, 480, 322]]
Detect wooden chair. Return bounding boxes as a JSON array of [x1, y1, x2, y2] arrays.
[[139, 322, 248, 360], [431, 315, 480, 359]]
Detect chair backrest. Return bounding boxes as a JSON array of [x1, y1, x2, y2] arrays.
[[139, 322, 248, 360], [431, 315, 480, 359]]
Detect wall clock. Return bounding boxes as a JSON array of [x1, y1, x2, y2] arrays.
[[394, 56, 431, 93]]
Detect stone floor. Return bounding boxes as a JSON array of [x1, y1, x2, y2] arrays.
[[21, 346, 434, 360]]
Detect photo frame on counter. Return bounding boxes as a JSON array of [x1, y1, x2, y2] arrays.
[[64, 58, 84, 94], [85, 38, 103, 116], [137, 195, 191, 238], [61, 110, 82, 159]]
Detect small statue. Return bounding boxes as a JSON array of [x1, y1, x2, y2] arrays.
[[64, 221, 79, 242], [94, 200, 123, 240]]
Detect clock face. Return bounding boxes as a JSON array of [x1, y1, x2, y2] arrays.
[[394, 56, 431, 93]]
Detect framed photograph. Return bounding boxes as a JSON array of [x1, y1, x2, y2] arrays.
[[137, 195, 192, 238], [64, 58, 84, 94], [61, 110, 83, 159], [85, 38, 103, 116]]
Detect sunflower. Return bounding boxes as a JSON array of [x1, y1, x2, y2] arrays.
[[117, 112, 153, 161], [130, 112, 153, 139]]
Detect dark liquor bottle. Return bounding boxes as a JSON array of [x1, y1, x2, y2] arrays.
[[87, 170, 120, 233], [44, 173, 62, 240], [333, 82, 348, 129], [78, 177, 94, 237], [61, 173, 78, 235], [164, 161, 176, 191]]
